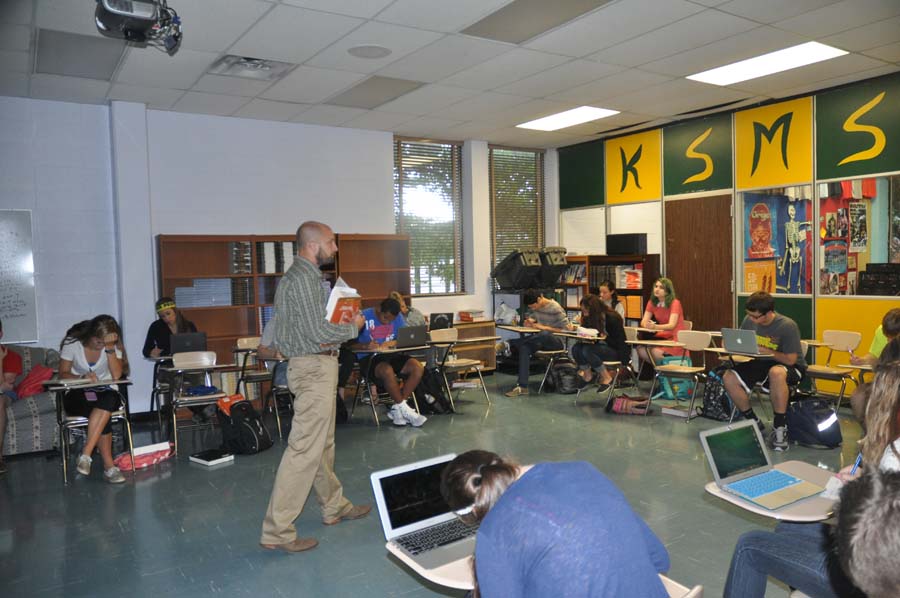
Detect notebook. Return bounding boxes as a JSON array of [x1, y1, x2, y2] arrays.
[[721, 328, 767, 357], [396, 325, 427, 349], [699, 420, 824, 510], [429, 312, 454, 331], [370, 454, 478, 571], [170, 332, 207, 354]]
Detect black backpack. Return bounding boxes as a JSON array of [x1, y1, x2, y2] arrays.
[[546, 357, 580, 395], [411, 367, 453, 414], [787, 398, 842, 449], [219, 400, 273, 454], [697, 367, 734, 421]]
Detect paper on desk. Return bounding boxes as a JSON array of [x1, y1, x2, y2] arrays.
[[822, 476, 844, 500], [325, 277, 361, 325]]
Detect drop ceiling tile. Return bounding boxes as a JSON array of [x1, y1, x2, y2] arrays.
[[230, 4, 363, 64], [176, 0, 273, 53], [688, 0, 731, 6], [30, 73, 110, 104], [36, 0, 104, 38], [1, 0, 33, 25], [260, 65, 365, 103], [545, 68, 670, 104], [108, 83, 185, 110], [437, 91, 532, 121], [116, 48, 219, 89], [392, 115, 466, 137], [727, 53, 889, 96], [0, 23, 30, 51], [717, 0, 841, 23], [778, 65, 900, 98], [864, 42, 900, 63], [442, 48, 570, 90], [341, 109, 417, 131], [495, 59, 623, 97], [375, 83, 480, 115], [443, 120, 503, 140], [0, 71, 28, 97], [327, 76, 423, 109], [290, 104, 366, 126], [375, 0, 515, 33], [0, 49, 29, 72], [376, 34, 512, 83], [488, 98, 578, 127], [281, 0, 395, 19], [774, 0, 900, 38], [172, 91, 249, 116], [36, 29, 125, 80], [640, 26, 806, 77], [604, 79, 749, 116], [233, 98, 309, 121], [556, 111, 652, 136], [525, 0, 704, 58], [192, 74, 273, 97], [822, 16, 900, 52], [306, 21, 443, 74], [588, 10, 759, 68]]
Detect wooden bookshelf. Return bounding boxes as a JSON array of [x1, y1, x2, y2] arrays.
[[563, 254, 661, 319], [333, 234, 411, 309], [454, 320, 497, 372]]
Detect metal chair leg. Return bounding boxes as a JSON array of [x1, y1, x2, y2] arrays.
[[538, 357, 556, 394], [61, 425, 69, 485], [684, 375, 703, 423], [644, 374, 660, 416]]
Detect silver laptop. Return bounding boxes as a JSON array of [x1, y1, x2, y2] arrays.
[[170, 332, 207, 354], [699, 420, 824, 510], [370, 454, 478, 570], [721, 328, 767, 357], [396, 325, 427, 349]]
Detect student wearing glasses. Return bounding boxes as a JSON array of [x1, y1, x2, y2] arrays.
[[722, 291, 806, 452]]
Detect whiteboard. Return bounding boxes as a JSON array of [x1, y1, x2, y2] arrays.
[[560, 206, 606, 254], [0, 210, 37, 343]]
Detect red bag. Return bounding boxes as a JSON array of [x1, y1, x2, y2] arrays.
[[114, 442, 174, 471], [13, 364, 54, 399]]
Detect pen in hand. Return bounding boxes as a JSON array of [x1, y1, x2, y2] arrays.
[[849, 453, 862, 476]]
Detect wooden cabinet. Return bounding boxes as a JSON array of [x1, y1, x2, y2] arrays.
[[563, 254, 661, 319], [454, 320, 497, 372], [331, 234, 411, 308]]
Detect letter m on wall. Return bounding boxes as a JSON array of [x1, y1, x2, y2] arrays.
[[735, 97, 812, 190]]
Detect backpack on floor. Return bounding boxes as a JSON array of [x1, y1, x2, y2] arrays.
[[787, 398, 842, 449], [654, 355, 695, 400], [411, 367, 453, 414], [546, 357, 580, 395], [219, 399, 273, 454], [697, 367, 734, 422]]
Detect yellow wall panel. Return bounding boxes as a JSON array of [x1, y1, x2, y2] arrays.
[[605, 129, 661, 204], [735, 97, 812, 189]]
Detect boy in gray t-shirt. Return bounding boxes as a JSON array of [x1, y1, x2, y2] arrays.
[[723, 292, 806, 451], [504, 292, 570, 397]]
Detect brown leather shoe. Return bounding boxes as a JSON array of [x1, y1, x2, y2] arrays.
[[260, 538, 319, 553], [322, 504, 371, 526]]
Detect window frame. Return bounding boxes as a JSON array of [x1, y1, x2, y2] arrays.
[[489, 145, 546, 270]]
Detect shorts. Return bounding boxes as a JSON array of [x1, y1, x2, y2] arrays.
[[731, 359, 804, 393], [359, 353, 411, 379]]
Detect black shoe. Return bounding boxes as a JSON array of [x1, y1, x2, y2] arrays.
[[596, 383, 611, 393]]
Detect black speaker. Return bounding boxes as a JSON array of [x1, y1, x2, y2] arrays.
[[606, 233, 646, 256], [537, 246, 568, 287], [491, 248, 542, 289]]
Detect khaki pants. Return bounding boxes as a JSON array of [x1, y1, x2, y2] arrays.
[[260, 355, 351, 544]]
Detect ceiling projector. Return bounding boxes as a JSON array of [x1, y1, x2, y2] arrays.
[[95, 0, 182, 55]]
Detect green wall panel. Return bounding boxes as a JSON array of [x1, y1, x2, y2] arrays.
[[736, 295, 813, 341], [663, 113, 733, 195], [559, 140, 604, 209]]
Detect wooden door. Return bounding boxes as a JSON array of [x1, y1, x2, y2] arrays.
[[664, 194, 733, 332]]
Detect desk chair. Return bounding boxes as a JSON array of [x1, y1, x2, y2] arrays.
[[234, 336, 270, 396], [682, 320, 694, 331], [731, 341, 810, 422], [648, 330, 712, 421], [170, 351, 227, 456], [259, 359, 291, 439], [535, 346, 570, 394], [58, 388, 134, 485], [659, 574, 703, 598], [148, 357, 172, 432], [574, 327, 640, 406], [804, 330, 861, 410], [350, 359, 421, 427], [428, 328, 490, 408]]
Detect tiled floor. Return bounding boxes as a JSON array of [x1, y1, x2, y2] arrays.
[[0, 374, 861, 597]]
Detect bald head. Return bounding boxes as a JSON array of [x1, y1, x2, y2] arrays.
[[297, 221, 329, 247], [296, 221, 338, 266]]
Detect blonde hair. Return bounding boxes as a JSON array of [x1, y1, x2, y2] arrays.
[[388, 291, 407, 310]]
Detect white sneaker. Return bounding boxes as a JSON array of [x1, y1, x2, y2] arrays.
[[398, 402, 427, 428], [388, 404, 408, 427], [76, 454, 92, 476], [104, 466, 126, 484]]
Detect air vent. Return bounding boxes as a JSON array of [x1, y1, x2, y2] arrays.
[[207, 55, 295, 81]]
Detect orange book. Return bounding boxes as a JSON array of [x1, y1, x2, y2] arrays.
[[325, 277, 361, 324]]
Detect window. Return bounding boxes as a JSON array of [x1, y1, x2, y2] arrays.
[[394, 138, 464, 295], [490, 147, 545, 268]]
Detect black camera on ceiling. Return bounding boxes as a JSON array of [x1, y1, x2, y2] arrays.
[[95, 0, 182, 56]]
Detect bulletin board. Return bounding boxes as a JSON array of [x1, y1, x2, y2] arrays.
[[0, 210, 37, 343]]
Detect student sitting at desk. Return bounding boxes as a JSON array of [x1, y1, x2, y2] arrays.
[[848, 307, 900, 426], [141, 297, 197, 358], [389, 290, 426, 328], [598, 279, 626, 319], [59, 315, 129, 485], [570, 294, 628, 391], [637, 277, 687, 366], [504, 291, 569, 398], [723, 341, 900, 598], [352, 297, 426, 427], [723, 291, 806, 452], [440, 450, 670, 598]]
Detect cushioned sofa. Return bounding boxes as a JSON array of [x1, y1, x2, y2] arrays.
[[2, 344, 59, 456]]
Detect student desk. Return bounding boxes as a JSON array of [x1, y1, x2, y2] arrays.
[[844, 363, 874, 385], [386, 542, 474, 590], [354, 344, 429, 425], [705, 460, 837, 522]]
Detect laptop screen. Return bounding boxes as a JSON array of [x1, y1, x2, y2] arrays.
[[170, 332, 207, 354], [429, 312, 454, 330], [378, 460, 452, 530], [706, 424, 769, 480]]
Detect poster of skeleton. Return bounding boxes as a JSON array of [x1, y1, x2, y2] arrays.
[[849, 201, 868, 252], [774, 197, 811, 294]]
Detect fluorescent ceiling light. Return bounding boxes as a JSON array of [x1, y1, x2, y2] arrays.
[[517, 106, 619, 131], [687, 42, 848, 86]]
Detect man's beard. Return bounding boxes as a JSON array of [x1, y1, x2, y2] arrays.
[[317, 248, 335, 267]]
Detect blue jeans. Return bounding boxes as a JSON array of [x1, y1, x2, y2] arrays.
[[724, 522, 862, 598], [571, 342, 619, 372], [509, 331, 564, 387]]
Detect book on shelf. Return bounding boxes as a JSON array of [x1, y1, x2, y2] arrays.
[[189, 448, 234, 466], [566, 286, 584, 307], [325, 277, 361, 324], [625, 295, 643, 319], [458, 309, 485, 322]]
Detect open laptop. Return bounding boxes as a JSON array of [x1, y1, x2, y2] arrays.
[[699, 420, 824, 510], [170, 332, 207, 354], [396, 325, 427, 349], [429, 312, 454, 331], [721, 328, 767, 357], [371, 454, 478, 570]]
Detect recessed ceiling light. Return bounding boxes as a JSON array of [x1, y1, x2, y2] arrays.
[[517, 106, 619, 131], [686, 42, 848, 86], [347, 45, 392, 59]]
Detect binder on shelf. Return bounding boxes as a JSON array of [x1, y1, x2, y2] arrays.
[[625, 295, 643, 319], [325, 277, 361, 324], [189, 448, 234, 466]]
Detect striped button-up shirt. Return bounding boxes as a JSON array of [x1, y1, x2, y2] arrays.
[[274, 256, 357, 357]]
